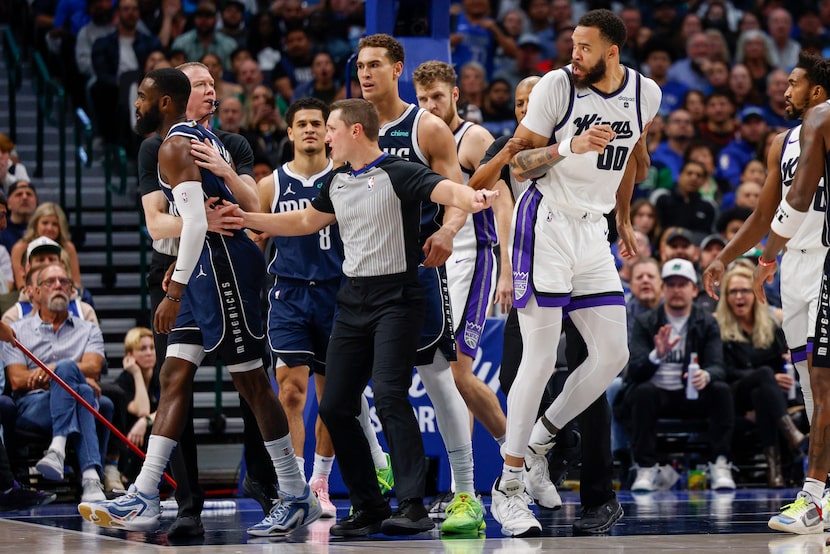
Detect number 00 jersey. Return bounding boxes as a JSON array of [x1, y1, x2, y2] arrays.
[[521, 65, 661, 215]]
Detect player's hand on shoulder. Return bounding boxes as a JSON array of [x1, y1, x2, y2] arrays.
[[574, 124, 616, 155]]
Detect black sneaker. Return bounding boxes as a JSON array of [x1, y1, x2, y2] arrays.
[[242, 474, 279, 514], [331, 504, 391, 537], [167, 515, 205, 538], [547, 429, 581, 486], [0, 482, 56, 510], [381, 498, 435, 535], [572, 494, 623, 535]]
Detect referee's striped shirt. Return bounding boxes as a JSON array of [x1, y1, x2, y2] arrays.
[[312, 154, 445, 278]]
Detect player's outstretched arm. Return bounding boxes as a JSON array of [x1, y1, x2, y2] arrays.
[[241, 205, 335, 238], [430, 180, 499, 213], [703, 132, 785, 299]]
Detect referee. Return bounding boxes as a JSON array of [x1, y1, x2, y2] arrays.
[[237, 98, 497, 537]]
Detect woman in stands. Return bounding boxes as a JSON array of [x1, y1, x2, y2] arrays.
[[10, 202, 82, 291], [715, 264, 805, 488]]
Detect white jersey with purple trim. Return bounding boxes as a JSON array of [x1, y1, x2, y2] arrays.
[[521, 65, 661, 215], [780, 124, 827, 251]]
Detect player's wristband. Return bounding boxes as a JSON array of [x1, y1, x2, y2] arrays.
[[770, 197, 807, 239], [557, 137, 573, 157], [165, 293, 182, 303], [757, 255, 776, 267]]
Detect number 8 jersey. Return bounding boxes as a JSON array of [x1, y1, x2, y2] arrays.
[[521, 65, 661, 215]]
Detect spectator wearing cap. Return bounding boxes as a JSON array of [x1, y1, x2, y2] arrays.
[[659, 227, 701, 265], [622, 258, 735, 492], [0, 135, 30, 193], [0, 181, 37, 255], [10, 203, 82, 293], [715, 106, 770, 188], [2, 237, 97, 324], [640, 37, 688, 117], [699, 233, 726, 272], [653, 160, 717, 236], [90, 0, 162, 145], [651, 108, 696, 183], [493, 33, 545, 93], [171, 1, 237, 68]]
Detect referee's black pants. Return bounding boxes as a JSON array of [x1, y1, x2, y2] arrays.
[[319, 276, 427, 511]]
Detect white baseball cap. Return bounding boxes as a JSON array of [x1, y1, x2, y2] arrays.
[[26, 236, 62, 261], [661, 258, 697, 284]]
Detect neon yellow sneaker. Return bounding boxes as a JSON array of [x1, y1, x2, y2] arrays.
[[376, 453, 394, 494], [768, 491, 823, 534], [440, 493, 486, 535]]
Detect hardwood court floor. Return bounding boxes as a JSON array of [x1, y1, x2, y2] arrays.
[[0, 488, 826, 553]]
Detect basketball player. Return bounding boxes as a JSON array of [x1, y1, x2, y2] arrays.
[[412, 60, 517, 518], [79, 68, 321, 536], [750, 55, 830, 535], [235, 98, 498, 537], [356, 34, 484, 534], [493, 9, 661, 537]]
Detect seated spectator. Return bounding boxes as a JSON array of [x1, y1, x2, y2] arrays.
[[217, 0, 247, 49], [734, 180, 762, 210], [0, 135, 30, 193], [244, 84, 288, 168], [200, 52, 243, 102], [0, 321, 56, 509], [716, 206, 753, 244], [3, 244, 98, 325], [764, 69, 798, 132], [685, 140, 727, 204], [548, 25, 574, 71], [652, 109, 696, 184], [450, 0, 517, 80], [624, 258, 736, 492], [10, 203, 82, 292], [0, 181, 38, 255], [492, 9, 527, 75], [666, 31, 711, 92], [493, 33, 545, 93], [4, 262, 109, 502], [237, 58, 266, 99], [703, 59, 730, 93], [246, 12, 282, 74], [699, 234, 726, 274], [618, 230, 653, 298], [683, 90, 706, 132], [74, 0, 115, 83], [716, 106, 769, 189], [734, 29, 778, 97], [659, 227, 700, 265], [767, 8, 800, 71], [139, 0, 186, 50], [631, 199, 662, 253], [271, 27, 315, 105], [0, 194, 14, 293], [641, 37, 688, 117], [170, 1, 237, 67], [481, 78, 516, 137], [654, 160, 716, 237], [290, 51, 344, 106], [108, 327, 158, 485], [715, 265, 805, 488], [697, 89, 736, 154], [627, 257, 664, 333], [457, 61, 487, 124], [727, 63, 765, 111]]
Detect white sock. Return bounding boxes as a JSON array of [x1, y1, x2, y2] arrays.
[[448, 443, 474, 495], [134, 435, 176, 496], [528, 417, 557, 450], [265, 435, 306, 496], [311, 454, 335, 481], [803, 478, 825, 504], [48, 435, 67, 456], [82, 467, 100, 481], [500, 464, 523, 486], [296, 456, 306, 481], [358, 394, 388, 470]]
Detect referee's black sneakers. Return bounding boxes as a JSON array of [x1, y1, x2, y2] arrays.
[[380, 498, 435, 535], [572, 493, 623, 535], [330, 503, 391, 537]]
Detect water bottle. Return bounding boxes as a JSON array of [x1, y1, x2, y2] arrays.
[[686, 352, 699, 400], [784, 361, 796, 400]]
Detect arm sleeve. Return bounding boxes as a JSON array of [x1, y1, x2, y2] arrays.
[[389, 159, 445, 203], [171, 181, 208, 285]]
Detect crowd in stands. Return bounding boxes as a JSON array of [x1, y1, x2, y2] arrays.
[[0, 0, 827, 512]]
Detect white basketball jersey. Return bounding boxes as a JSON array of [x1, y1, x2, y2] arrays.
[[780, 124, 826, 250], [521, 65, 661, 214]]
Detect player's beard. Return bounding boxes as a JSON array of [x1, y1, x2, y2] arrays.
[[785, 99, 805, 121], [571, 58, 606, 88], [135, 104, 163, 136]]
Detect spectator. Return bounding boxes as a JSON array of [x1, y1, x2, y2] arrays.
[[767, 8, 801, 70], [627, 257, 664, 332], [715, 206, 753, 243], [641, 38, 688, 117], [74, 0, 115, 82], [698, 89, 736, 153], [619, 230, 653, 298], [763, 69, 797, 131], [549, 0, 573, 29], [246, 13, 282, 73], [493, 33, 544, 93], [729, 64, 764, 112], [715, 264, 805, 488], [699, 233, 726, 272], [716, 106, 769, 188], [666, 31, 712, 92], [458, 61, 487, 124], [480, 78, 515, 137], [0, 181, 38, 255], [270, 0, 306, 36], [658, 227, 700, 265], [170, 1, 237, 67], [704, 28, 732, 65], [493, 9, 528, 75], [140, 0, 186, 50], [450, 0, 518, 80], [90, 0, 162, 145], [649, 0, 680, 40], [734, 30, 777, 95], [625, 258, 735, 492], [245, 84, 288, 168], [217, 0, 247, 49], [10, 203, 82, 292], [796, 8, 829, 46], [738, 10, 762, 33], [548, 25, 574, 71], [734, 180, 762, 210], [685, 140, 724, 204], [695, 0, 743, 33], [4, 262, 109, 502], [703, 59, 730, 92], [0, 194, 13, 293], [200, 52, 243, 101], [0, 134, 30, 193], [654, 160, 717, 237], [678, 12, 704, 54], [618, 6, 649, 70], [229, 47, 254, 80], [631, 199, 663, 252], [237, 58, 265, 96], [652, 109, 696, 183], [291, 51, 344, 105], [305, 0, 364, 65], [271, 27, 315, 105], [521, 0, 555, 62]]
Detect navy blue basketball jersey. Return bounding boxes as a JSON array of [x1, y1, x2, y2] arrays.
[[378, 104, 442, 245], [268, 161, 344, 281]]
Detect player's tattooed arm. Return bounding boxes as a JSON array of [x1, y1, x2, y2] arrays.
[[509, 144, 565, 181]]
